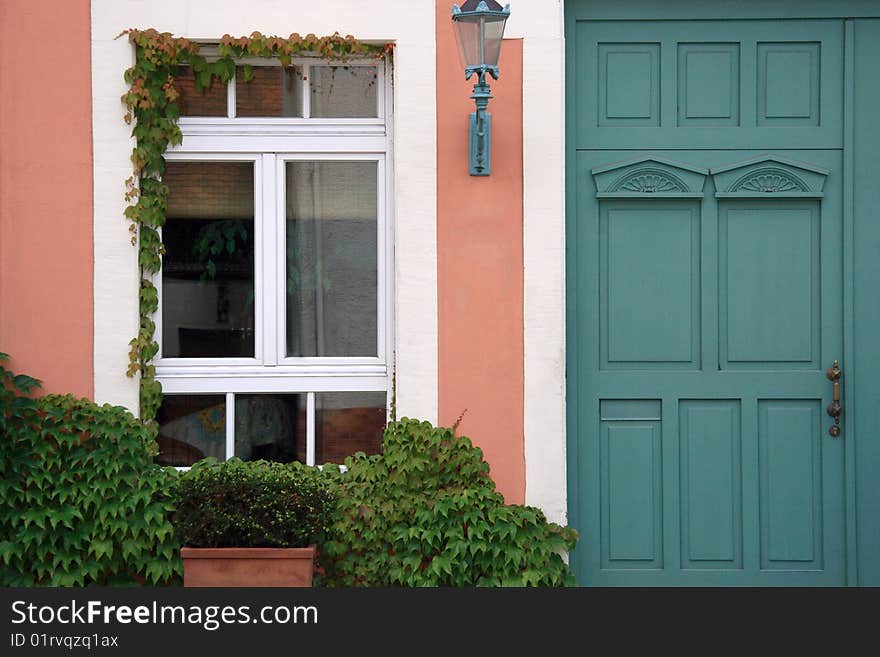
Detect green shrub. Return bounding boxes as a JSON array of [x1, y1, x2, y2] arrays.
[[174, 458, 336, 548], [0, 353, 181, 586], [318, 418, 578, 586]]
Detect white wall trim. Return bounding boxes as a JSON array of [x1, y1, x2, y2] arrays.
[[90, 0, 438, 423], [506, 2, 568, 524]]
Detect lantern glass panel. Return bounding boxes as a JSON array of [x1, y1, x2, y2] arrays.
[[481, 14, 508, 67], [453, 17, 481, 68]]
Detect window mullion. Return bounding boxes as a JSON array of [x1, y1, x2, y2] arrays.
[[376, 61, 385, 120], [377, 156, 387, 361], [306, 392, 316, 466], [225, 392, 235, 460], [276, 156, 287, 362], [228, 76, 236, 118], [262, 153, 278, 366], [302, 64, 311, 119]]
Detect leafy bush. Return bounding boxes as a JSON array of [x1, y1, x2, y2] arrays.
[[0, 353, 181, 586], [318, 418, 578, 586], [174, 458, 336, 548]]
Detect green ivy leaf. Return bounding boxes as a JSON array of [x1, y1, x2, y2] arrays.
[[12, 374, 41, 393], [0, 541, 15, 565]]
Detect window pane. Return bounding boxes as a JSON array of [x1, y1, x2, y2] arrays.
[[162, 161, 255, 358], [156, 395, 226, 466], [315, 392, 387, 463], [235, 65, 303, 118], [285, 161, 378, 357], [234, 394, 306, 462], [174, 67, 227, 117], [309, 66, 378, 118]]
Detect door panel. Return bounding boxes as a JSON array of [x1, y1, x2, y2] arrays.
[[601, 201, 700, 368], [719, 201, 820, 368], [758, 400, 824, 569], [597, 43, 660, 126], [757, 42, 821, 126], [574, 20, 843, 149], [573, 145, 845, 585], [677, 42, 741, 127], [679, 400, 742, 570], [602, 422, 663, 567]]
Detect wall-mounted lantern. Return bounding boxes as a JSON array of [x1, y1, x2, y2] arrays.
[[451, 1, 510, 176]]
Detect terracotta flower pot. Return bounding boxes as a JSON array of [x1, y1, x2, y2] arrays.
[[180, 546, 316, 587]]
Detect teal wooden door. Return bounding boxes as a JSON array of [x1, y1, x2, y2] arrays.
[[567, 16, 850, 585]]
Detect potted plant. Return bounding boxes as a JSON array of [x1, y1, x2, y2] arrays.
[[174, 458, 335, 587]]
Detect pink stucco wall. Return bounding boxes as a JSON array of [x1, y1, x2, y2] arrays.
[[436, 3, 525, 503], [0, 0, 94, 398]]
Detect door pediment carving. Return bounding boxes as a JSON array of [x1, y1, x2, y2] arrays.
[[712, 155, 828, 198], [592, 156, 708, 198]]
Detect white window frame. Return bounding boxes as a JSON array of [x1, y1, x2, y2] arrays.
[[180, 54, 387, 129], [155, 152, 264, 370], [274, 153, 388, 368], [154, 55, 394, 466]]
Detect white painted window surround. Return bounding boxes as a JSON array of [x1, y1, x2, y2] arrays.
[[91, 0, 439, 435]]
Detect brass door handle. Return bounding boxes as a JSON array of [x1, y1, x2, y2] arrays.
[[826, 360, 842, 437]]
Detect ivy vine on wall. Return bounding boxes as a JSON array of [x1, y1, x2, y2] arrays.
[[119, 29, 393, 427]]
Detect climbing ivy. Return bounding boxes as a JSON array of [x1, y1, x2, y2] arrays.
[[119, 29, 392, 425], [318, 419, 578, 587], [0, 354, 181, 586]]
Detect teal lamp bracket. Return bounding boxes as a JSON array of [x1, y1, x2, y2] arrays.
[[466, 65, 498, 176], [452, 1, 511, 177]]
